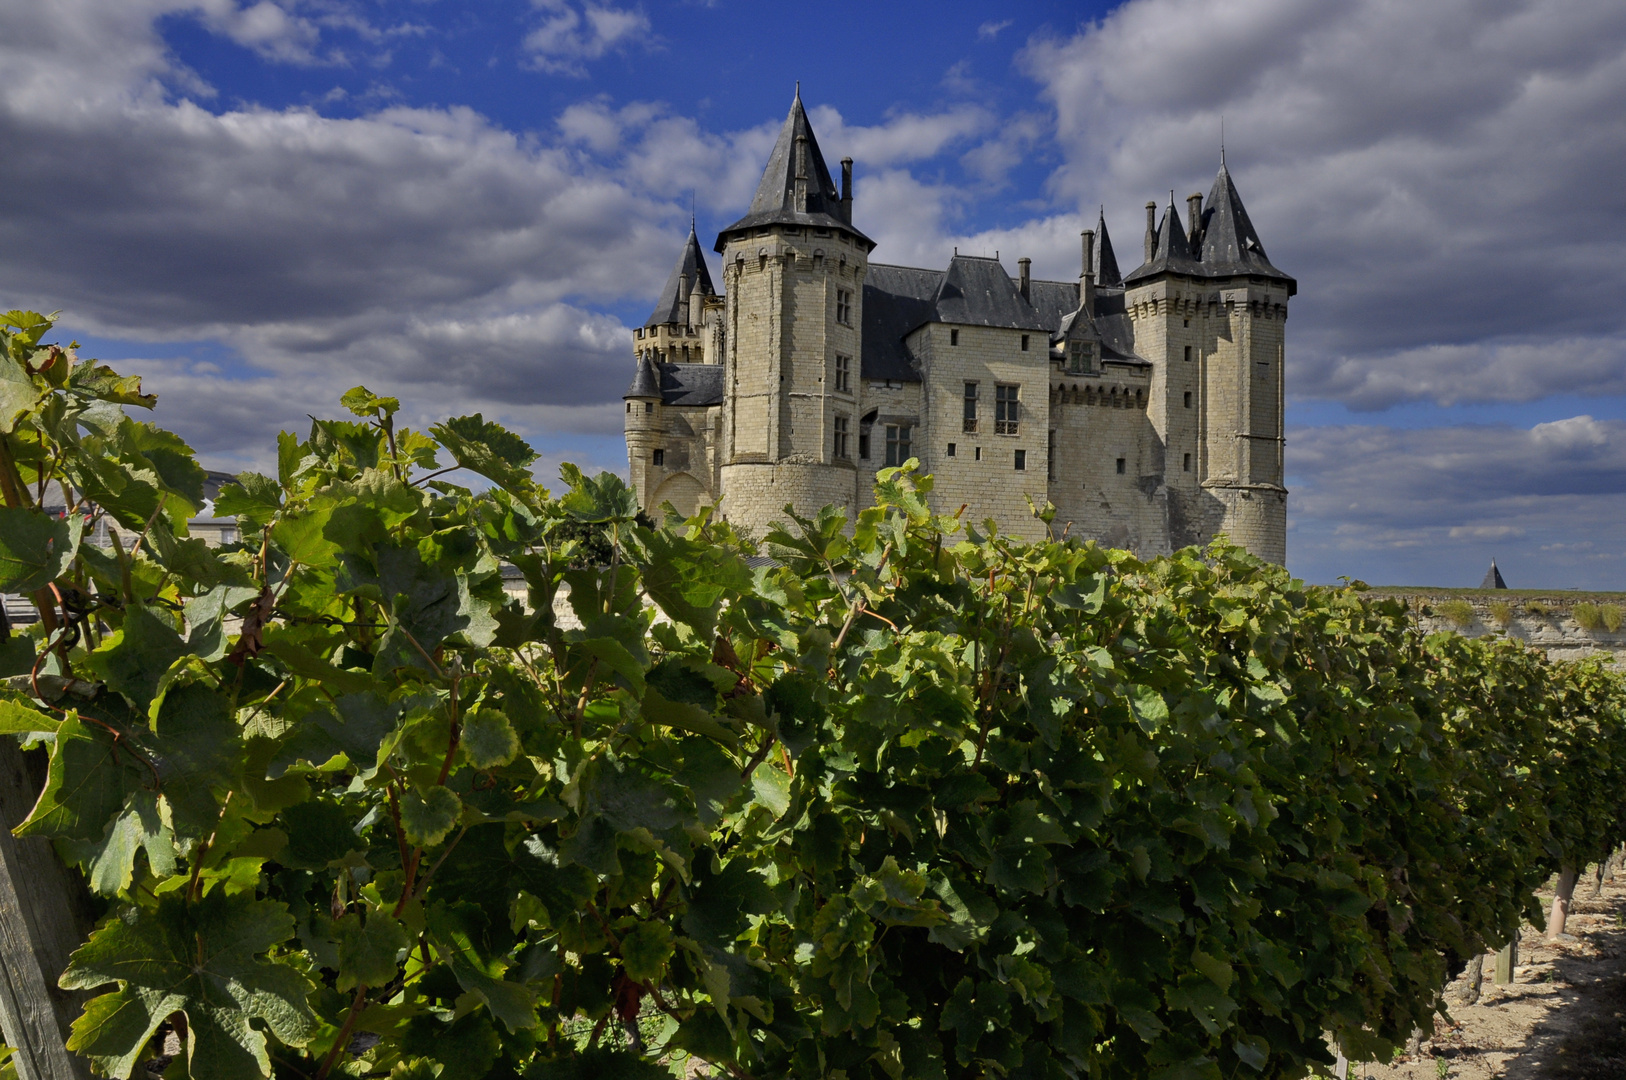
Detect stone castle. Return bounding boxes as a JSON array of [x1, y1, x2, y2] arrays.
[[624, 91, 1293, 561]]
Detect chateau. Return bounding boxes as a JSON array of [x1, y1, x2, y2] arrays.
[[624, 91, 1293, 562]]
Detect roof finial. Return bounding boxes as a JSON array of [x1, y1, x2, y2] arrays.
[[794, 81, 801, 104], [1220, 115, 1226, 165], [689, 191, 696, 232]]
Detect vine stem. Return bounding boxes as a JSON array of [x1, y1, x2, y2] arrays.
[[314, 986, 369, 1080]]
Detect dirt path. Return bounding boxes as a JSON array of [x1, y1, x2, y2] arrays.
[[1356, 872, 1626, 1080]]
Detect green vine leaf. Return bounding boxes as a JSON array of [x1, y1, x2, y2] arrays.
[[401, 786, 461, 847], [460, 709, 518, 770], [59, 893, 316, 1080]]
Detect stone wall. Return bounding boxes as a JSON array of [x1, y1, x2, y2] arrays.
[[1392, 594, 1626, 665]]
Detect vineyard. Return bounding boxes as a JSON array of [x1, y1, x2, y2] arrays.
[[0, 307, 1624, 1080]]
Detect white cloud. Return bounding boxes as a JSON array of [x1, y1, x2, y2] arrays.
[[524, 1, 651, 76], [195, 1, 321, 64], [977, 20, 1013, 41], [1286, 416, 1626, 586]]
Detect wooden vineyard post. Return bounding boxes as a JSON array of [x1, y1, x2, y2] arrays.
[[1493, 938, 1518, 985], [0, 738, 95, 1080]]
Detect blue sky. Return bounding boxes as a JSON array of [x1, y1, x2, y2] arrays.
[[3, 0, 1626, 589]]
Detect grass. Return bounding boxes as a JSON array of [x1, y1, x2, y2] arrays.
[[1526, 600, 1556, 617], [1488, 600, 1515, 629], [1575, 603, 1605, 632], [1435, 599, 1477, 629]]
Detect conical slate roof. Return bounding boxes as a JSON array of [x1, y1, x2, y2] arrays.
[[1481, 560, 1508, 590], [624, 353, 661, 399], [1122, 159, 1295, 293], [1198, 160, 1294, 287], [1125, 194, 1200, 283], [1093, 206, 1122, 288], [715, 89, 872, 251], [646, 225, 715, 327]]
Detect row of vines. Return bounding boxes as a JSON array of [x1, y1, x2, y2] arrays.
[[1, 308, 1624, 1080]]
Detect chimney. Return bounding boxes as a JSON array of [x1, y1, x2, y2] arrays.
[[1186, 192, 1204, 247], [794, 134, 809, 212], [840, 157, 853, 224], [1145, 201, 1158, 262], [1018, 257, 1031, 301], [1080, 229, 1096, 316]]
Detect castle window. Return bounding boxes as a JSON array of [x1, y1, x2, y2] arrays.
[[626, 403, 631, 413], [884, 424, 912, 467], [947, 442, 956, 457], [1047, 431, 1055, 480], [963, 382, 979, 433], [1184, 346, 1192, 362], [682, 345, 690, 360], [652, 449, 665, 467], [1116, 457, 1126, 475], [833, 415, 849, 459], [950, 328, 959, 346], [635, 328, 644, 339], [836, 290, 852, 326], [1068, 342, 1093, 374], [995, 384, 1020, 435], [815, 228, 830, 237], [975, 446, 982, 462], [859, 432, 870, 459], [1183, 452, 1191, 472], [835, 354, 851, 393], [1183, 391, 1192, 408], [1014, 449, 1026, 471], [1021, 334, 1030, 352], [644, 402, 653, 414]]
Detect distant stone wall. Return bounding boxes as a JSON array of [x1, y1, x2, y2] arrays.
[[1394, 594, 1626, 665]]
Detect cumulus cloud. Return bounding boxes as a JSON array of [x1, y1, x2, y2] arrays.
[[1021, 0, 1626, 408], [1286, 416, 1626, 586], [524, 0, 652, 76]]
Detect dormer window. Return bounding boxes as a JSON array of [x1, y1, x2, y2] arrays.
[[1068, 342, 1094, 374]]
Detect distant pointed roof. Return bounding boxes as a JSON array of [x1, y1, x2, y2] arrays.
[[715, 90, 873, 251], [1124, 195, 1200, 283], [931, 255, 1049, 331], [646, 226, 715, 327], [624, 353, 661, 399], [1093, 206, 1122, 288], [1198, 160, 1294, 290], [1481, 560, 1508, 590]]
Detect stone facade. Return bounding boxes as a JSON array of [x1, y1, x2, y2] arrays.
[[625, 93, 1294, 561]]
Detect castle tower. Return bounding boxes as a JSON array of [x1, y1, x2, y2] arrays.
[[1122, 159, 1293, 563], [712, 88, 875, 535], [623, 227, 726, 518]]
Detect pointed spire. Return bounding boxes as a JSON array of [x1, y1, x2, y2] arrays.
[[1480, 560, 1508, 590], [1093, 205, 1122, 288], [715, 87, 873, 251], [625, 352, 662, 400], [646, 224, 715, 327], [1198, 159, 1295, 291]]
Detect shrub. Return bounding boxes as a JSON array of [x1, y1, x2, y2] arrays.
[[1525, 600, 1555, 617], [1437, 598, 1477, 628], [1575, 603, 1604, 632], [1603, 604, 1624, 633], [1488, 600, 1515, 629]]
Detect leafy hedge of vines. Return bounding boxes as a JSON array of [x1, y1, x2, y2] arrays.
[[1, 310, 1623, 1080]]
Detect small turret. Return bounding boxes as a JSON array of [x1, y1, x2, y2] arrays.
[[1481, 560, 1508, 589]]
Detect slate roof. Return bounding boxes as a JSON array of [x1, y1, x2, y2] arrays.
[[932, 255, 1050, 332], [1197, 161, 1293, 287], [1093, 206, 1123, 288], [862, 264, 939, 382], [646, 225, 715, 327], [860, 256, 1146, 383], [653, 362, 723, 407], [1481, 560, 1508, 590], [716, 90, 873, 250], [1124, 161, 1295, 293], [625, 354, 661, 399]]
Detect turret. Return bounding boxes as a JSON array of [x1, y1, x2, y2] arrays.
[[712, 87, 875, 535], [1121, 158, 1294, 564]]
